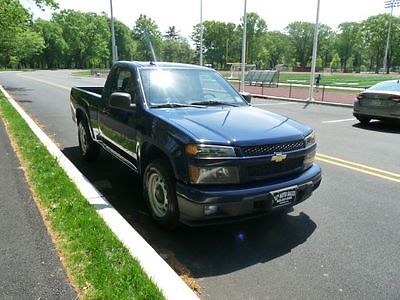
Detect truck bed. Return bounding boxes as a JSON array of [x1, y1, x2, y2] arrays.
[[73, 86, 103, 96]]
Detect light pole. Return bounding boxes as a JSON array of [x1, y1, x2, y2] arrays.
[[200, 0, 203, 66], [308, 0, 321, 101], [110, 0, 118, 64], [383, 0, 400, 73], [240, 0, 247, 92]]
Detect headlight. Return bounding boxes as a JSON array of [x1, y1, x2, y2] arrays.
[[186, 144, 236, 159], [303, 149, 316, 167], [304, 131, 316, 148], [189, 165, 240, 184]]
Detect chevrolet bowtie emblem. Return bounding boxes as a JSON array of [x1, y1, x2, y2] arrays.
[[271, 153, 287, 163]]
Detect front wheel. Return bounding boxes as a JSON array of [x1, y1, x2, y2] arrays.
[[78, 120, 100, 162], [143, 159, 179, 228], [356, 116, 371, 125]]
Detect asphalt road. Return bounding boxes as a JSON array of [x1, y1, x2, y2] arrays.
[[1, 70, 399, 299]]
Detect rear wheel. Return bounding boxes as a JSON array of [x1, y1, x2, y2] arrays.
[[78, 120, 100, 162], [356, 116, 371, 125], [143, 159, 179, 228]]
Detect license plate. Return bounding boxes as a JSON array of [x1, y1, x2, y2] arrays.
[[271, 186, 297, 207], [369, 100, 382, 106]]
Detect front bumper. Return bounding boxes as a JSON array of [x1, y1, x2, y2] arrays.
[[176, 164, 321, 226]]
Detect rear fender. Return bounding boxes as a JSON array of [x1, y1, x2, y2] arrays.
[[76, 107, 95, 140]]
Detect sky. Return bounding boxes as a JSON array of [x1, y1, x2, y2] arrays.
[[22, 0, 391, 38]]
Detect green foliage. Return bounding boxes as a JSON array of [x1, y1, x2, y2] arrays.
[[162, 38, 194, 63], [330, 53, 341, 71], [335, 22, 360, 72], [33, 19, 68, 68], [114, 20, 137, 61], [133, 14, 162, 61], [262, 31, 294, 68], [53, 10, 111, 68], [285, 21, 315, 67], [164, 26, 180, 40], [240, 12, 268, 65], [3, 2, 400, 72]]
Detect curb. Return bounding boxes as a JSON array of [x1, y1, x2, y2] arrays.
[[0, 85, 198, 300], [252, 93, 354, 108]]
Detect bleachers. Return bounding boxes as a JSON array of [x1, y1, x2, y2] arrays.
[[244, 70, 279, 87]]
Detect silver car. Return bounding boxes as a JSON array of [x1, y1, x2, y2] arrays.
[[353, 80, 400, 124]]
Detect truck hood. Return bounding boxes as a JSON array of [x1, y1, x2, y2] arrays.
[[151, 106, 310, 146]]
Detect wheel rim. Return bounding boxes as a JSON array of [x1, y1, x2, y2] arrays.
[[79, 123, 89, 155], [147, 170, 169, 218]]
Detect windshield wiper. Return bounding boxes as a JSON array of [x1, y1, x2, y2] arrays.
[[150, 102, 205, 109], [190, 100, 238, 107]]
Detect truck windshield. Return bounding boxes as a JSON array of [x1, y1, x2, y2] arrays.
[[139, 68, 247, 107]]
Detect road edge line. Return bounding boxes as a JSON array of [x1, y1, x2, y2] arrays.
[[0, 85, 198, 300]]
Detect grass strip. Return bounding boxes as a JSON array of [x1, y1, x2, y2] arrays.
[[72, 70, 91, 77], [0, 92, 164, 299]]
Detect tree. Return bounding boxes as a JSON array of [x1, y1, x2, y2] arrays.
[[113, 20, 137, 61], [262, 31, 294, 68], [33, 19, 68, 68], [81, 13, 110, 68], [164, 26, 179, 40], [330, 53, 341, 71], [335, 22, 360, 72], [54, 10, 110, 68], [285, 21, 315, 67], [132, 14, 162, 61], [317, 24, 335, 69], [239, 12, 268, 65], [359, 14, 393, 73], [192, 21, 241, 68], [162, 38, 194, 63]]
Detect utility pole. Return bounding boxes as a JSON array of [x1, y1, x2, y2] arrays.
[[240, 0, 247, 92], [383, 0, 400, 73], [200, 0, 203, 66], [110, 0, 118, 64], [308, 0, 321, 101]]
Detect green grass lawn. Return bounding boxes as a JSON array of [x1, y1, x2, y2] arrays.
[[219, 70, 400, 89], [277, 72, 400, 88], [72, 70, 91, 77], [0, 92, 164, 300]]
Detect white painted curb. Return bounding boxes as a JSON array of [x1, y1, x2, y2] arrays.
[[0, 85, 198, 300]]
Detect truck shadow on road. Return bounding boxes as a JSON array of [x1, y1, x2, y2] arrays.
[[62, 146, 317, 277]]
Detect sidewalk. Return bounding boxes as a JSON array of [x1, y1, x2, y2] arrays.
[[0, 119, 77, 299]]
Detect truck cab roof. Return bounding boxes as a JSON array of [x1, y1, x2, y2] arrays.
[[115, 61, 212, 71]]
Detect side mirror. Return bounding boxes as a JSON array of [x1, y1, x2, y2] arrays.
[[240, 92, 252, 104], [110, 92, 135, 110]]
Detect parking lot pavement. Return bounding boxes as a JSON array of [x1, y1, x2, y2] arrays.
[[0, 120, 77, 299]]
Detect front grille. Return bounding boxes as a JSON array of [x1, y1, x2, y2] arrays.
[[241, 140, 305, 157], [246, 157, 304, 178]]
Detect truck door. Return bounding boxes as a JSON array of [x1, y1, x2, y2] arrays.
[[98, 66, 139, 170]]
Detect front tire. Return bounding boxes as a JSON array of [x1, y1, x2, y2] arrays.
[[143, 159, 179, 228], [78, 120, 100, 162], [356, 116, 371, 125]]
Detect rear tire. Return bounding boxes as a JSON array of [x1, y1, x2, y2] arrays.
[[143, 159, 179, 228], [78, 120, 100, 162], [356, 116, 371, 125]]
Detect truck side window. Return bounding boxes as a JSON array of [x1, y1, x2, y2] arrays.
[[111, 68, 137, 104]]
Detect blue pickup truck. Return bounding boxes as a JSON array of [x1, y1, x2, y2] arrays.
[[70, 61, 321, 227]]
